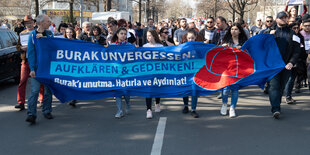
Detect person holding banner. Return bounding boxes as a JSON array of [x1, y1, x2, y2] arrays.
[[26, 14, 55, 124], [220, 23, 248, 118], [111, 27, 131, 118], [118, 19, 136, 45], [64, 27, 78, 107], [143, 29, 164, 119], [181, 29, 204, 118], [15, 15, 45, 111], [64, 27, 76, 40]]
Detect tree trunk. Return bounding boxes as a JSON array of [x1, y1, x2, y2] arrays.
[[233, 3, 235, 22], [214, 0, 217, 17], [35, 0, 39, 17], [139, 0, 142, 23], [146, 0, 150, 19], [70, 0, 74, 23], [107, 0, 111, 11], [240, 11, 244, 20], [96, 1, 99, 12]]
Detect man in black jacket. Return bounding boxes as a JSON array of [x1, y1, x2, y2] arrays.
[[264, 11, 300, 119]]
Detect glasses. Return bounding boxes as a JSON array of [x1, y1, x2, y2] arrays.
[[162, 31, 169, 34], [207, 21, 213, 23], [266, 20, 273, 23], [292, 27, 299, 30], [257, 20, 261, 21]]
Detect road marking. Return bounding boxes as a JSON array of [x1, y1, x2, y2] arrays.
[[151, 117, 167, 155]]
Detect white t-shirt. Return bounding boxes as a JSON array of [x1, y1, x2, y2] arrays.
[[0, 24, 8, 29], [143, 43, 163, 47], [128, 28, 136, 37], [49, 25, 55, 33]]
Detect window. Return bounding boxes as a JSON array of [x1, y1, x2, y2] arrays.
[[8, 31, 18, 45], [0, 31, 13, 48]]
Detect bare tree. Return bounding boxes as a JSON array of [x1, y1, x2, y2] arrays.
[[226, 0, 258, 20], [163, 0, 192, 19], [196, 0, 224, 18], [131, 0, 143, 23]]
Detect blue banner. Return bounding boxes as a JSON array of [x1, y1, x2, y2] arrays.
[[34, 34, 285, 103]]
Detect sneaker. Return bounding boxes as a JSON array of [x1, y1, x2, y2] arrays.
[[44, 113, 54, 119], [182, 106, 189, 114], [155, 104, 161, 113], [69, 100, 77, 107], [191, 111, 199, 118], [146, 109, 152, 119], [229, 108, 236, 118], [15, 103, 25, 111], [220, 104, 227, 115], [273, 111, 280, 119], [26, 115, 36, 124], [263, 89, 269, 94], [217, 93, 222, 99], [115, 110, 124, 118], [285, 97, 295, 104]]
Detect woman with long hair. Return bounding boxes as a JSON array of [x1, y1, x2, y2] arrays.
[[181, 28, 204, 118], [110, 27, 131, 118], [220, 23, 248, 118], [64, 27, 76, 39], [181, 28, 204, 43], [64, 27, 78, 107], [143, 29, 163, 119]]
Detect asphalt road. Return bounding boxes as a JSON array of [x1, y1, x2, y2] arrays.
[[0, 80, 310, 155]]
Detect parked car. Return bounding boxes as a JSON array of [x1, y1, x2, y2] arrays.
[[0, 28, 21, 83]]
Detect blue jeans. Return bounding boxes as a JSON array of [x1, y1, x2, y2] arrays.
[[268, 69, 291, 113], [284, 68, 296, 98], [27, 78, 52, 116], [222, 87, 239, 108], [116, 96, 130, 112], [183, 96, 198, 111]]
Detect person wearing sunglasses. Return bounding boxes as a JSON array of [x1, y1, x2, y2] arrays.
[[284, 22, 307, 105], [250, 18, 263, 36], [159, 27, 174, 46], [259, 16, 275, 34], [199, 17, 216, 44]]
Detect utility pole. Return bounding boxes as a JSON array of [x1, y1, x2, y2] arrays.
[[80, 0, 83, 27], [263, 0, 266, 20]]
